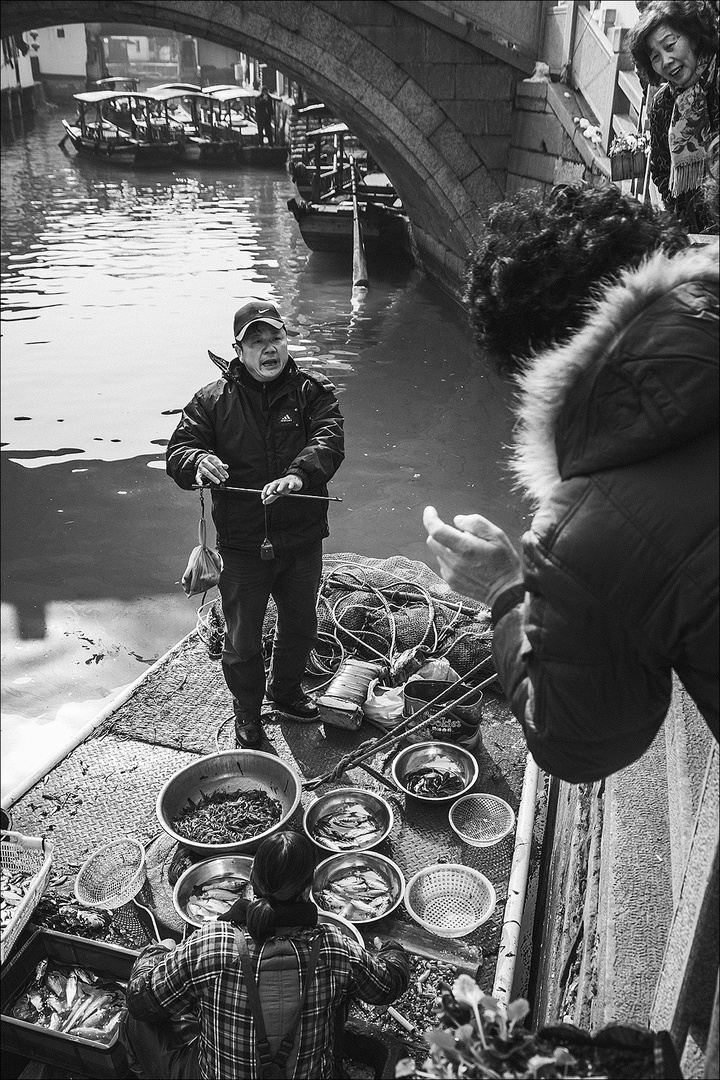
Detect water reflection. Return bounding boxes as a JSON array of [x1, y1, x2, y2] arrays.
[[1, 110, 528, 800]]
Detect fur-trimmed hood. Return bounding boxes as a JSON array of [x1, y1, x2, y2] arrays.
[[511, 244, 719, 506]]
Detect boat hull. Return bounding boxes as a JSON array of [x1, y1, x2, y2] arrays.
[[61, 121, 185, 167], [287, 196, 411, 258]]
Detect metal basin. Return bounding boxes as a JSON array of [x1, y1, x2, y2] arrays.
[[312, 850, 405, 925], [303, 787, 394, 853], [156, 750, 303, 856], [173, 854, 254, 928], [317, 909, 364, 946], [391, 741, 478, 802]]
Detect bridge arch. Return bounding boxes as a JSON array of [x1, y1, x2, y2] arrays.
[[4, 1, 536, 284]]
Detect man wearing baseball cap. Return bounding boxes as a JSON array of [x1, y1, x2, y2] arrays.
[[167, 298, 345, 748]]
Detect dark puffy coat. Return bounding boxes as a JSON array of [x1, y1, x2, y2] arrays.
[[493, 245, 719, 783], [167, 359, 344, 555]]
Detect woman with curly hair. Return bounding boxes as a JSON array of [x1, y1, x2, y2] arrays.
[[628, 0, 719, 233], [424, 182, 718, 785]]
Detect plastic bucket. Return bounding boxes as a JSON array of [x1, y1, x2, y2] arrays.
[[403, 680, 483, 746]]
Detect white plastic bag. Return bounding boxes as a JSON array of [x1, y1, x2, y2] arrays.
[[362, 679, 404, 725], [411, 658, 460, 683], [181, 495, 222, 597]]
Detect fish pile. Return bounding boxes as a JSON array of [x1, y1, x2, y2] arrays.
[[1, 866, 34, 934], [318, 865, 395, 920], [185, 873, 252, 923], [403, 761, 466, 798], [10, 957, 126, 1043], [311, 801, 385, 850], [173, 788, 283, 845]]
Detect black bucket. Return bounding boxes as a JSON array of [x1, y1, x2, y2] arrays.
[[1, 806, 13, 834], [403, 680, 483, 747]]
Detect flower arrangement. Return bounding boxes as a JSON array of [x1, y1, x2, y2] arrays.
[[394, 974, 667, 1079], [608, 132, 649, 157]]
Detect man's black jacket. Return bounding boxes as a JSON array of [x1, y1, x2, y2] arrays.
[[167, 359, 344, 556]]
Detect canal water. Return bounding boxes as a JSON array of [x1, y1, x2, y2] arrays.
[[1, 108, 529, 803]]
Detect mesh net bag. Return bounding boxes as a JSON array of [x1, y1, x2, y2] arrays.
[[200, 552, 494, 682]]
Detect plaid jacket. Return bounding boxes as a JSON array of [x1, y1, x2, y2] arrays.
[[125, 922, 410, 1079]]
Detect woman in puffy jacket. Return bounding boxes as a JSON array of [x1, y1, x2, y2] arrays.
[[424, 184, 718, 784]]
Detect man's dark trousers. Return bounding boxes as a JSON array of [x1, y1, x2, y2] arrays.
[[218, 542, 323, 721]]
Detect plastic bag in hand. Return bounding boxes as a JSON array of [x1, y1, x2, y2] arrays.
[[181, 516, 222, 596]]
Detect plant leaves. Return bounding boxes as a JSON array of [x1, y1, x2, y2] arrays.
[[452, 974, 483, 1007], [507, 998, 530, 1031], [427, 1029, 460, 1060]]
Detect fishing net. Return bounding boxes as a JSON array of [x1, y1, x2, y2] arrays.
[[199, 552, 493, 682]]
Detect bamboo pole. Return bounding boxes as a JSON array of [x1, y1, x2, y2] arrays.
[[350, 157, 369, 289]]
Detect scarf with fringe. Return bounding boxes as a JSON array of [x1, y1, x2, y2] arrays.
[[668, 53, 717, 196]]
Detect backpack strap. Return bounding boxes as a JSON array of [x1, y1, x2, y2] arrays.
[[233, 928, 322, 1079]]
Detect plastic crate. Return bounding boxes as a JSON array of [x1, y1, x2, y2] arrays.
[[1, 832, 53, 964], [1, 926, 139, 1078]]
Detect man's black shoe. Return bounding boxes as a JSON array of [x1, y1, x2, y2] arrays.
[[266, 692, 320, 722], [234, 718, 263, 749]]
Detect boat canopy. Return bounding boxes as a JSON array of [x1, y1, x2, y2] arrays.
[[95, 77, 138, 90], [207, 87, 258, 102], [73, 90, 125, 103], [145, 87, 215, 102], [306, 123, 350, 139], [147, 83, 202, 93]]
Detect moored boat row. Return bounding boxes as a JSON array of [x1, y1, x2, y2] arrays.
[[60, 84, 289, 169]]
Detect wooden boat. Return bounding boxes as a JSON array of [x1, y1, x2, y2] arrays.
[[287, 123, 411, 258], [60, 90, 186, 166], [204, 86, 289, 167], [2, 551, 528, 975], [143, 86, 245, 165]]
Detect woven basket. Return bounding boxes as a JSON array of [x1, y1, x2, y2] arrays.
[[449, 794, 516, 848], [404, 863, 496, 938], [74, 837, 146, 911], [1, 831, 54, 963]]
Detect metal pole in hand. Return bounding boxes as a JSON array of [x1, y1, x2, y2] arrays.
[[192, 485, 342, 502]]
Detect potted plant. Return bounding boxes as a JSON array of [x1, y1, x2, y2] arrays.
[[395, 975, 682, 1079], [608, 133, 650, 181]]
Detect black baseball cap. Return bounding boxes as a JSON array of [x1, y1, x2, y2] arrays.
[[233, 299, 284, 341]]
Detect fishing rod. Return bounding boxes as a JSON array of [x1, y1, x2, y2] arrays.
[[304, 656, 496, 790], [193, 485, 342, 503]]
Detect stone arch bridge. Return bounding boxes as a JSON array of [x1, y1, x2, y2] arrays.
[[4, 1, 542, 290]]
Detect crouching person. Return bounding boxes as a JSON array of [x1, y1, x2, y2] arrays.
[[120, 831, 410, 1078]]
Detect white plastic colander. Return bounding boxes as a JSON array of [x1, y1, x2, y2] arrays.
[[448, 794, 516, 848], [404, 863, 496, 938]]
